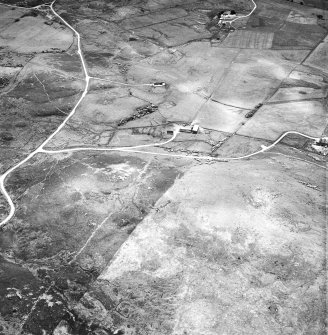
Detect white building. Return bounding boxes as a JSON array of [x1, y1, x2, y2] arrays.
[[221, 10, 236, 20]]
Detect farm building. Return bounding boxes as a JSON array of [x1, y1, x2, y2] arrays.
[[178, 125, 200, 134], [221, 10, 236, 19]]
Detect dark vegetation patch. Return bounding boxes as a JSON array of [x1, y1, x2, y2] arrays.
[[22, 288, 66, 334], [6, 165, 100, 260], [0, 255, 45, 320], [4, 153, 180, 262], [0, 132, 14, 142], [150, 166, 180, 194], [0, 149, 28, 176], [284, 0, 305, 4], [248, 16, 265, 28], [267, 302, 279, 317], [79, 152, 144, 169], [118, 104, 158, 126], [0, 0, 47, 7], [168, 224, 257, 273], [132, 126, 165, 138], [260, 252, 326, 332], [205, 9, 236, 41], [31, 105, 70, 117], [0, 70, 80, 164], [81, 273, 180, 334], [12, 262, 102, 335], [278, 132, 320, 152], [272, 22, 326, 48], [0, 77, 9, 88], [20, 9, 38, 18], [281, 79, 322, 89], [84, 52, 114, 68], [45, 53, 82, 73], [8, 74, 80, 103], [0, 152, 183, 334], [113, 213, 140, 229], [261, 253, 318, 282], [0, 93, 68, 161], [0, 52, 32, 67], [55, 10, 78, 25], [245, 103, 262, 118], [288, 0, 328, 9]]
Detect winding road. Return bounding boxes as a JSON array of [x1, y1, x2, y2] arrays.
[[229, 0, 257, 28], [0, 0, 91, 226], [0, 0, 323, 227]]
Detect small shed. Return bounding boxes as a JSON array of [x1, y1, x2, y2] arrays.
[[191, 125, 199, 134]]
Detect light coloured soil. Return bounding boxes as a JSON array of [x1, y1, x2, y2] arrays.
[[27, 53, 83, 78], [304, 42, 328, 74], [237, 100, 327, 140], [0, 16, 73, 53], [159, 92, 205, 122], [211, 50, 296, 109], [216, 134, 270, 158], [0, 5, 25, 29], [286, 11, 317, 25], [95, 156, 325, 335], [196, 99, 247, 133], [268, 87, 327, 102], [0, 65, 20, 77], [289, 70, 325, 85]]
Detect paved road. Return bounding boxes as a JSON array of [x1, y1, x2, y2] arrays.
[[230, 0, 257, 28], [0, 0, 90, 227]]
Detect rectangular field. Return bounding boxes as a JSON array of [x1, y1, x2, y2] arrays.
[[303, 42, 328, 73], [220, 30, 274, 49], [120, 7, 187, 30]]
